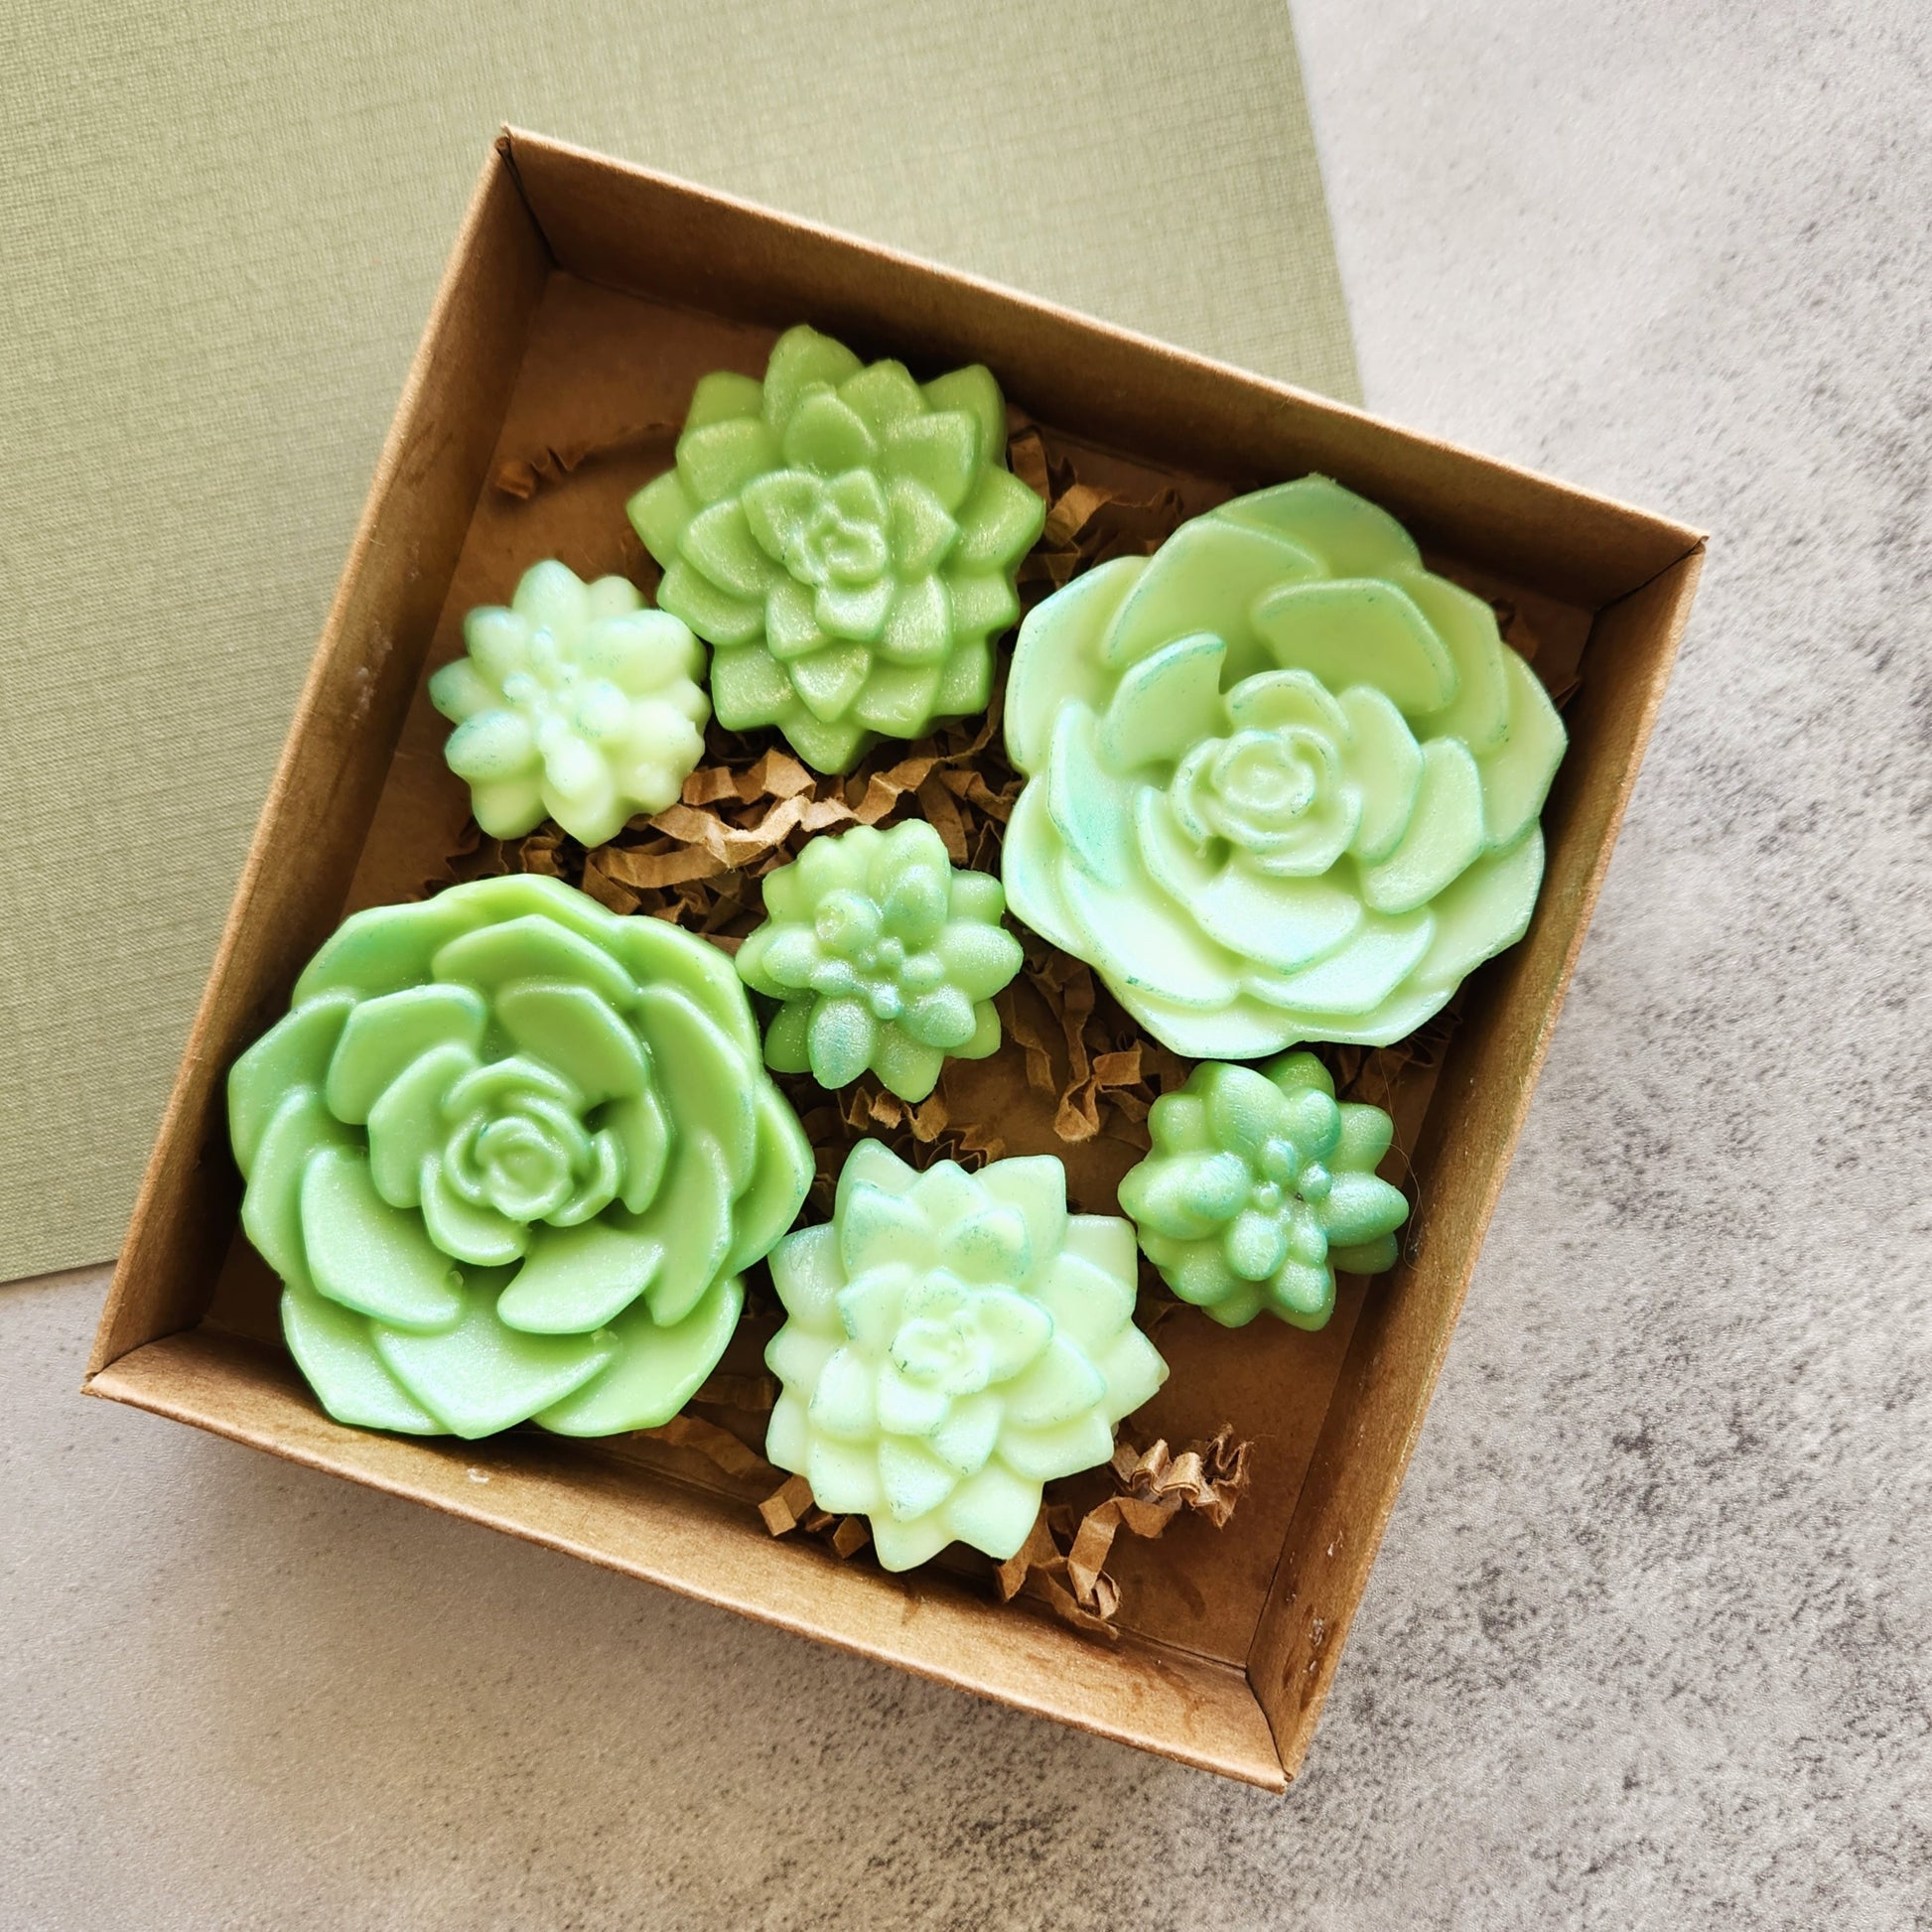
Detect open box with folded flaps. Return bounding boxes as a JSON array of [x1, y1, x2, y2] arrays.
[[85, 129, 1702, 1789]]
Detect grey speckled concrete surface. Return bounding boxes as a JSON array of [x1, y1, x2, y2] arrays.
[[5, 2, 1929, 1925]]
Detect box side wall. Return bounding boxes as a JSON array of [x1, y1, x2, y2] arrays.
[[1245, 546, 1705, 1773], [91, 1328, 1286, 1790], [501, 130, 1701, 607], [87, 150, 553, 1375]]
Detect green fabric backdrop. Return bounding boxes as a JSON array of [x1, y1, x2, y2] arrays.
[[0, 0, 1356, 1281]]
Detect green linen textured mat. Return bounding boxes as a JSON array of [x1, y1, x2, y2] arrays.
[[0, 0, 1356, 1281]]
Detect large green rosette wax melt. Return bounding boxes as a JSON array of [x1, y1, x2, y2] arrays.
[[1001, 477, 1567, 1057], [735, 819, 1023, 1103], [627, 325, 1045, 773], [1119, 1052, 1408, 1330], [763, 1142, 1168, 1571], [226, 876, 812, 1439]]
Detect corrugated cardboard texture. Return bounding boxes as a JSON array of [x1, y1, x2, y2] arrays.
[[88, 137, 1697, 1781], [0, 0, 1356, 1282]]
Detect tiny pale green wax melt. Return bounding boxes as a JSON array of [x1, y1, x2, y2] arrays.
[[763, 1141, 1169, 1571], [628, 325, 1046, 773], [1119, 1053, 1408, 1330], [226, 875, 812, 1439], [735, 820, 1023, 1102], [1001, 477, 1567, 1059], [430, 560, 710, 848]]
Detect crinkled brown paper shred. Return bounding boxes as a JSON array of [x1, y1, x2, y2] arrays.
[[691, 1370, 778, 1411], [625, 1374, 872, 1561], [634, 1411, 769, 1480], [759, 1472, 874, 1559], [633, 1400, 874, 1562], [1009, 425, 1187, 595], [753, 1426, 1252, 1630], [491, 420, 677, 500], [995, 1427, 1253, 1637]]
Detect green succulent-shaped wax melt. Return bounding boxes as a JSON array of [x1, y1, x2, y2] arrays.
[[1118, 1052, 1408, 1330], [428, 560, 710, 848], [736, 820, 1024, 1102], [226, 876, 812, 1439], [627, 325, 1046, 773], [764, 1141, 1169, 1571], [1001, 477, 1567, 1058]]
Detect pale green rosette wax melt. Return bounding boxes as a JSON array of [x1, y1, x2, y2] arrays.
[[735, 820, 1024, 1103], [429, 560, 710, 848], [226, 876, 812, 1439], [763, 1142, 1169, 1571], [1119, 1053, 1408, 1330], [627, 325, 1046, 773], [1001, 478, 1567, 1058]]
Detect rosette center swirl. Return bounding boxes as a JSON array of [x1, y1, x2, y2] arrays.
[[789, 472, 892, 589], [442, 1059, 624, 1227]]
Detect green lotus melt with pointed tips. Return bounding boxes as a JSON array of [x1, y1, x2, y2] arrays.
[[226, 876, 812, 1439], [1119, 1053, 1408, 1329], [627, 325, 1045, 773], [735, 820, 1023, 1102], [763, 1142, 1169, 1571], [1001, 477, 1568, 1058]]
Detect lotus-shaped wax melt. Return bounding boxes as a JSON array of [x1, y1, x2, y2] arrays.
[[627, 325, 1045, 773], [1001, 478, 1567, 1057], [226, 876, 811, 1439], [1119, 1053, 1407, 1329], [429, 560, 710, 848], [735, 820, 1023, 1102], [763, 1142, 1168, 1570]]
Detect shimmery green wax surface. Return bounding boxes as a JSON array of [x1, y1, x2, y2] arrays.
[[1000, 477, 1568, 1057], [428, 560, 710, 849], [735, 820, 1023, 1103], [627, 325, 1046, 773], [763, 1141, 1168, 1571], [226, 876, 812, 1440], [1119, 1052, 1408, 1330]]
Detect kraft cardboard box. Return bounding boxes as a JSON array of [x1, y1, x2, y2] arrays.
[[85, 130, 1703, 1789]]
